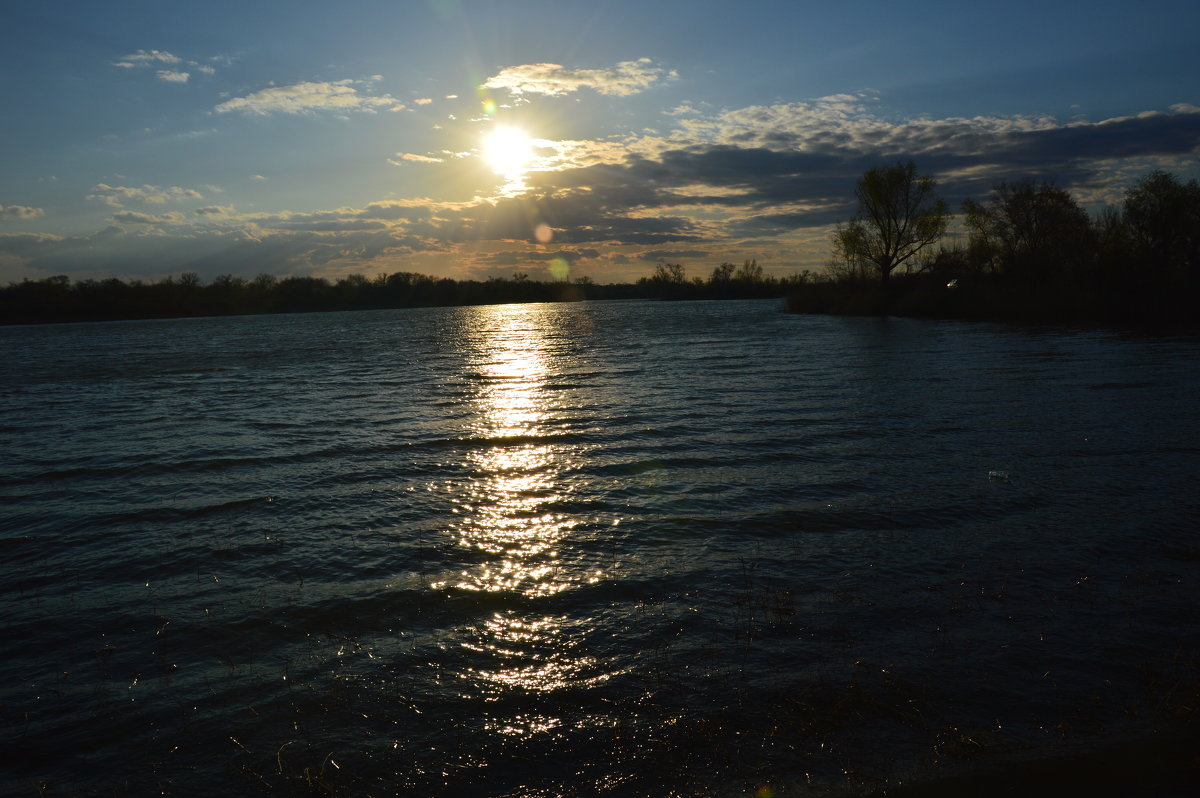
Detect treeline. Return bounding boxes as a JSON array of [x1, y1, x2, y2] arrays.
[[790, 168, 1200, 325], [635, 259, 812, 300], [0, 260, 798, 326]]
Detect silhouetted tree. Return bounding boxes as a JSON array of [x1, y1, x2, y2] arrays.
[[250, 273, 278, 313], [833, 160, 948, 309], [963, 181, 1093, 288], [710, 262, 735, 285], [1124, 170, 1200, 283], [1092, 205, 1134, 288], [653, 263, 686, 284], [734, 259, 763, 283], [208, 273, 249, 315], [637, 263, 690, 300]]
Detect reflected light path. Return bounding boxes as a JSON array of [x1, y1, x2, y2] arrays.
[[444, 304, 615, 718]]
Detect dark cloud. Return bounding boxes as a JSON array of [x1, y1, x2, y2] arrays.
[[997, 112, 1200, 165], [518, 107, 1200, 238], [476, 248, 601, 266], [637, 249, 710, 261], [728, 209, 852, 236]]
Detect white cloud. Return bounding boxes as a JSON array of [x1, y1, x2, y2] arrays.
[[390, 152, 444, 164], [114, 49, 216, 83], [113, 49, 181, 68], [483, 57, 676, 97], [0, 205, 45, 221], [88, 184, 204, 207], [650, 91, 1061, 159], [250, 174, 268, 181], [414, 98, 433, 105], [215, 80, 404, 115]]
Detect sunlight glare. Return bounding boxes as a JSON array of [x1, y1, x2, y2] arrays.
[[483, 126, 534, 177]]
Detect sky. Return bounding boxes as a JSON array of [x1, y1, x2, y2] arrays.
[[1, 0, 1198, 285]]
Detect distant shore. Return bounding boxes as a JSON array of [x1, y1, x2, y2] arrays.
[[4, 267, 1198, 329], [785, 272, 1200, 329], [0, 265, 794, 326]]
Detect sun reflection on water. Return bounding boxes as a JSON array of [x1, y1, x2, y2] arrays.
[[462, 611, 607, 695], [445, 304, 617, 712], [452, 305, 571, 596]]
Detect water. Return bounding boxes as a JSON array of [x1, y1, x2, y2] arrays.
[[2, 299, 1199, 796]]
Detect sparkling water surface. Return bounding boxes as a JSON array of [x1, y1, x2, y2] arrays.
[[2, 299, 1199, 796]]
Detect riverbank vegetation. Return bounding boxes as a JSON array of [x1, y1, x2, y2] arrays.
[[791, 166, 1200, 326]]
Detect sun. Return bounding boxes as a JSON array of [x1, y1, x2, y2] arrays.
[[483, 126, 534, 177]]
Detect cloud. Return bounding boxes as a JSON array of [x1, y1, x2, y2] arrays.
[[0, 223, 417, 283], [0, 205, 45, 221], [355, 201, 435, 221], [87, 184, 204, 207], [573, 101, 1200, 223], [113, 49, 181, 68], [414, 98, 433, 105], [479, 248, 601, 265], [638, 249, 710, 261], [9, 96, 1199, 284], [112, 211, 185, 225], [215, 80, 404, 115], [269, 219, 389, 232], [483, 57, 676, 97], [113, 50, 206, 83], [390, 152, 444, 164]]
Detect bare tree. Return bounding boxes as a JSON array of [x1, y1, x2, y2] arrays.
[[652, 263, 686, 284], [833, 161, 948, 307]]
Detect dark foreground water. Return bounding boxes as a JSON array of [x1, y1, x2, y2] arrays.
[[2, 299, 1199, 797]]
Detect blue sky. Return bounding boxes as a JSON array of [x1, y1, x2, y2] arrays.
[[1, 0, 1197, 284]]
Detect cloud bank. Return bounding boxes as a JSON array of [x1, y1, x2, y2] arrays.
[[5, 97, 1198, 283]]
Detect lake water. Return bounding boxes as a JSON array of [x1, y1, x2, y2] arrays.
[[2, 299, 1199, 796]]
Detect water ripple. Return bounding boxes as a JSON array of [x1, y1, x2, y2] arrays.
[[1, 301, 1199, 795]]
